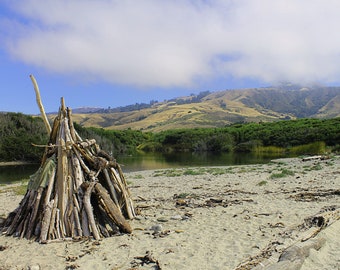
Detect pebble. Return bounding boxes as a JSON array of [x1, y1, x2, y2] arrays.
[[176, 199, 187, 206], [28, 265, 40, 270], [170, 215, 182, 220], [157, 217, 169, 222], [149, 224, 163, 232]]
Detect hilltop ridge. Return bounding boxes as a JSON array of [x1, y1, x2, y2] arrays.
[[64, 85, 340, 131]]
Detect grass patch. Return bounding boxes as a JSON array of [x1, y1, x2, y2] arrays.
[[152, 166, 266, 177], [257, 180, 268, 186], [270, 168, 295, 179], [12, 184, 28, 195], [153, 169, 183, 177], [174, 192, 199, 199], [183, 168, 205, 176], [311, 164, 323, 171], [304, 163, 323, 171], [153, 167, 237, 177], [131, 174, 144, 179], [237, 168, 252, 173], [325, 161, 334, 166], [0, 181, 28, 196], [205, 167, 234, 175]]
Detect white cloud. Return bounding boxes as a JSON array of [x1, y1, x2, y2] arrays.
[[2, 0, 340, 87]]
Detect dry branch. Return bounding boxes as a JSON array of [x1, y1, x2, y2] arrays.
[[30, 74, 51, 134], [94, 182, 132, 233]]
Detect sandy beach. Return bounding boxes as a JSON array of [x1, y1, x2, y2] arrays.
[[0, 156, 339, 270]]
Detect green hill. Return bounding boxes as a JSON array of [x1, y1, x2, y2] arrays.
[[66, 85, 340, 131]]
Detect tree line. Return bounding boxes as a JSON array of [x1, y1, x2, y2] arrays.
[[140, 118, 340, 153], [1, 112, 339, 162], [0, 113, 48, 161]]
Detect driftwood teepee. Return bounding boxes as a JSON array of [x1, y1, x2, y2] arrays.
[[2, 76, 135, 243]]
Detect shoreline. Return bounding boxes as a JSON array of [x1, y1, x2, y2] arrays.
[[0, 156, 339, 269], [0, 161, 38, 167]]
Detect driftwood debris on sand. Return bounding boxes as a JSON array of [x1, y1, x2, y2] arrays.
[[1, 77, 135, 242]]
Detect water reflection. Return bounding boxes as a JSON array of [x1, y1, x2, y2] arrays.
[[0, 152, 290, 183], [0, 164, 40, 184], [118, 152, 286, 172]]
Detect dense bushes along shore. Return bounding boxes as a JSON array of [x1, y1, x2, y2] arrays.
[[144, 118, 340, 154], [1, 113, 339, 162], [0, 113, 47, 162]]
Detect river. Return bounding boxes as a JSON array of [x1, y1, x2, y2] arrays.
[[0, 152, 290, 184]]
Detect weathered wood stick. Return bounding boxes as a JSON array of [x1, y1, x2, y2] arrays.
[[81, 208, 91, 237], [72, 145, 91, 174], [98, 203, 119, 233], [5, 191, 31, 235], [71, 153, 84, 190], [103, 168, 119, 206], [7, 189, 35, 236], [40, 200, 54, 242], [57, 118, 68, 233], [72, 193, 81, 213], [60, 97, 66, 116], [49, 115, 60, 144], [111, 167, 124, 193], [55, 209, 61, 239], [26, 187, 44, 238], [20, 213, 30, 238], [68, 211, 75, 238], [44, 165, 56, 206], [110, 166, 135, 219], [73, 127, 83, 142], [118, 168, 135, 219], [64, 125, 74, 152], [94, 182, 132, 233], [79, 139, 97, 148], [48, 196, 58, 240], [73, 143, 95, 169], [67, 107, 77, 142], [30, 74, 52, 134], [110, 168, 135, 219], [72, 194, 82, 237], [56, 134, 67, 239], [83, 182, 100, 240], [117, 165, 132, 196], [98, 223, 109, 237], [65, 169, 74, 237]]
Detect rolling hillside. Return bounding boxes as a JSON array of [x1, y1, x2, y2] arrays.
[[66, 85, 340, 131]]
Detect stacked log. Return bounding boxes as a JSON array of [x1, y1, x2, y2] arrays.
[[1, 98, 135, 242]]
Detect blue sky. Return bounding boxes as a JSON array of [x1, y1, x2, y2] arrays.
[[1, 0, 340, 115]]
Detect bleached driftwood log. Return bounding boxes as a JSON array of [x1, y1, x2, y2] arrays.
[[30, 74, 51, 134]]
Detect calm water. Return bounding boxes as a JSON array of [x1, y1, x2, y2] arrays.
[[118, 152, 283, 172], [0, 163, 40, 184], [0, 152, 288, 184]]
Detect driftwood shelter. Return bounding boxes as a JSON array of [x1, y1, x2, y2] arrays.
[[1, 75, 135, 243]]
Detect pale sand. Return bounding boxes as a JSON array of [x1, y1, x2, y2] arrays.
[[0, 156, 339, 270]]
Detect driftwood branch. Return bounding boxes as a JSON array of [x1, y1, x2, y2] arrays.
[[29, 74, 51, 134], [95, 182, 132, 233]]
